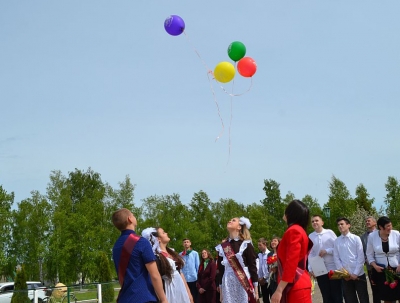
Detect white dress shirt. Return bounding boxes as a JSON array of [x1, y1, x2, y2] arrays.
[[308, 228, 337, 272], [366, 229, 400, 267], [334, 232, 365, 276], [258, 249, 270, 279]]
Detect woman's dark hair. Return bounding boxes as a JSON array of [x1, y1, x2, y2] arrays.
[[377, 216, 391, 230], [200, 249, 214, 263], [285, 200, 310, 231], [153, 228, 185, 281]]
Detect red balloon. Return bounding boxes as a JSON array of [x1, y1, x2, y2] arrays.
[[237, 57, 257, 77]]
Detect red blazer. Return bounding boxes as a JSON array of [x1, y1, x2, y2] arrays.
[[277, 224, 312, 291], [197, 260, 217, 291]]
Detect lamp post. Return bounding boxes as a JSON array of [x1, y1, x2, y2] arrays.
[[323, 206, 331, 228]]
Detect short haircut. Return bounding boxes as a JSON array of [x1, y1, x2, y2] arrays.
[[182, 238, 190, 242], [336, 217, 350, 225], [311, 215, 323, 220], [285, 200, 310, 230], [377, 216, 391, 229], [365, 216, 376, 222], [112, 208, 131, 231], [258, 238, 268, 245]]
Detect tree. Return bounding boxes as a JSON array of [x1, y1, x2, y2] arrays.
[[10, 191, 51, 281], [261, 179, 285, 238], [98, 252, 114, 303], [325, 175, 356, 233], [354, 183, 375, 213], [11, 266, 30, 303], [245, 203, 269, 243], [0, 186, 14, 280], [348, 206, 378, 237], [384, 176, 400, 229], [302, 195, 322, 234]]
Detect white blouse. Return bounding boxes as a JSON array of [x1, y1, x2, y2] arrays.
[[366, 229, 400, 268]]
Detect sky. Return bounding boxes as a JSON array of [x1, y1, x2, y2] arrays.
[[1, 1, 399, 211]]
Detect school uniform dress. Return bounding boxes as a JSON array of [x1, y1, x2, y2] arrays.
[[162, 255, 191, 303], [216, 239, 258, 303]]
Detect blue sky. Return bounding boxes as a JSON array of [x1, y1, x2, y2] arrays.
[[1, 1, 399, 210]]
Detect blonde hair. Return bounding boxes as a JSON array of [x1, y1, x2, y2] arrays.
[[237, 217, 252, 241]]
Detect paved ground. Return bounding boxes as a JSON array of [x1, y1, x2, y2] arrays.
[[260, 277, 374, 303]]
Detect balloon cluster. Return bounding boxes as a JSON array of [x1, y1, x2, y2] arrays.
[[164, 15, 257, 84], [214, 42, 257, 83]]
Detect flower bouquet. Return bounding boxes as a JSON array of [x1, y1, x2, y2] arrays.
[[328, 268, 351, 280], [267, 255, 278, 267], [383, 267, 399, 289]]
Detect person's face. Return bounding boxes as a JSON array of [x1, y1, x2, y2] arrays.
[[227, 217, 241, 232], [379, 222, 392, 235], [270, 238, 279, 249], [183, 239, 191, 249], [201, 250, 208, 259], [258, 242, 267, 252], [337, 220, 350, 234], [283, 214, 287, 223], [311, 216, 324, 231], [157, 228, 170, 244], [365, 218, 376, 229]]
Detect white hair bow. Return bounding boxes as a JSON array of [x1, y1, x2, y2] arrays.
[[239, 217, 252, 230], [141, 227, 160, 254]]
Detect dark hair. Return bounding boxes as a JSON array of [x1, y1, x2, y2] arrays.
[[336, 217, 350, 225], [182, 238, 190, 242], [285, 200, 310, 231], [200, 249, 214, 263], [258, 238, 268, 245], [377, 216, 391, 229], [269, 236, 281, 250], [154, 228, 185, 281]]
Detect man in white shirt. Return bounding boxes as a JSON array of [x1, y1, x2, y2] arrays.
[[308, 215, 342, 303], [257, 238, 271, 303], [334, 217, 369, 303]]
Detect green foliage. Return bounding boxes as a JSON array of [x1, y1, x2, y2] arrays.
[[0, 186, 14, 279], [11, 266, 30, 303], [325, 175, 356, 233], [261, 179, 286, 238], [98, 252, 114, 303], [384, 176, 400, 229], [302, 195, 322, 234], [1, 170, 398, 288]]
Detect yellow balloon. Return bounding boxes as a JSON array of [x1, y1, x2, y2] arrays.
[[214, 61, 235, 83]]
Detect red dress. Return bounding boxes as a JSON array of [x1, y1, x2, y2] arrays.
[[277, 224, 312, 303]]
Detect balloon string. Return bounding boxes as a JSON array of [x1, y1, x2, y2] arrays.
[[207, 72, 224, 142], [183, 30, 224, 141], [226, 76, 235, 167], [217, 77, 253, 97], [183, 31, 212, 73]]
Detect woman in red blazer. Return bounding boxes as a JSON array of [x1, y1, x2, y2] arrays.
[[271, 200, 313, 303], [197, 249, 217, 303]]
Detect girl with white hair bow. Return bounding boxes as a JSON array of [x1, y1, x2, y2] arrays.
[[215, 217, 259, 303], [142, 227, 194, 303]]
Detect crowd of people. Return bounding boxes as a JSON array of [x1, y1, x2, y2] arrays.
[[110, 202, 400, 303]]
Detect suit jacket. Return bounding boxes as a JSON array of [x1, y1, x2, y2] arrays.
[[197, 260, 217, 291], [277, 224, 312, 291]]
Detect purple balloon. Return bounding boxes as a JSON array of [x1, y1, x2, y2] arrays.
[[164, 15, 185, 36]]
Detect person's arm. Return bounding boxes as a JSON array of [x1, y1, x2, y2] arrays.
[[243, 242, 258, 300], [180, 272, 194, 303], [271, 280, 289, 303], [145, 261, 168, 303], [333, 239, 342, 270], [353, 236, 365, 278]]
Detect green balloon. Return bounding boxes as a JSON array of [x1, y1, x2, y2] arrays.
[[228, 41, 246, 62]]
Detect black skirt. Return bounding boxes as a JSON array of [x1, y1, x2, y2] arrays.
[[372, 267, 400, 301]]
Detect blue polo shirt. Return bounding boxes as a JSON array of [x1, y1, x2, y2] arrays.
[[113, 230, 157, 303]]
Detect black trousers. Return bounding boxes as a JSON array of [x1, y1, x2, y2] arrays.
[[260, 282, 270, 303], [316, 273, 343, 303], [342, 274, 369, 303], [187, 281, 198, 302], [367, 269, 381, 303]]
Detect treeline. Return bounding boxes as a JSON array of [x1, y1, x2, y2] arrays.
[[0, 168, 399, 285]]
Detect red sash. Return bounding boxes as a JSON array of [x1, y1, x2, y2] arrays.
[[118, 233, 140, 287], [221, 241, 256, 303]]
